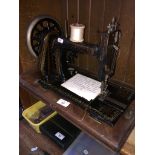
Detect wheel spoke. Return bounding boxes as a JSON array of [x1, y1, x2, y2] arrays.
[[28, 17, 62, 57], [32, 36, 41, 42]]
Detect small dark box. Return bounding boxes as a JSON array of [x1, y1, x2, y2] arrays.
[[40, 114, 80, 149]]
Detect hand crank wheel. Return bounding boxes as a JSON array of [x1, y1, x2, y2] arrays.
[[27, 15, 63, 57]]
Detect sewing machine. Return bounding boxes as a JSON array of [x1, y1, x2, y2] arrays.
[[26, 16, 135, 126]]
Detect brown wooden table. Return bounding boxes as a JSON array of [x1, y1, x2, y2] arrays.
[[19, 71, 135, 152]]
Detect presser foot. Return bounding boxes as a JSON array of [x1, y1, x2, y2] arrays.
[[98, 90, 109, 102]]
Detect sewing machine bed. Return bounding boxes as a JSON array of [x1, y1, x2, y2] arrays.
[[89, 83, 134, 126], [39, 74, 134, 126], [39, 79, 90, 108]]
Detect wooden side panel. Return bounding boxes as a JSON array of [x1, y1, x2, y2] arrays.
[[124, 34, 135, 85], [19, 0, 38, 73], [112, 0, 135, 84], [87, 0, 105, 74], [68, 0, 78, 25], [66, 0, 78, 66], [78, 0, 90, 69], [102, 0, 122, 30]]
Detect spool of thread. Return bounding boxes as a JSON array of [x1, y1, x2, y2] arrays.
[[70, 23, 85, 42]]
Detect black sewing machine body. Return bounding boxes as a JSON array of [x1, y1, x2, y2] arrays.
[[27, 16, 135, 126]]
